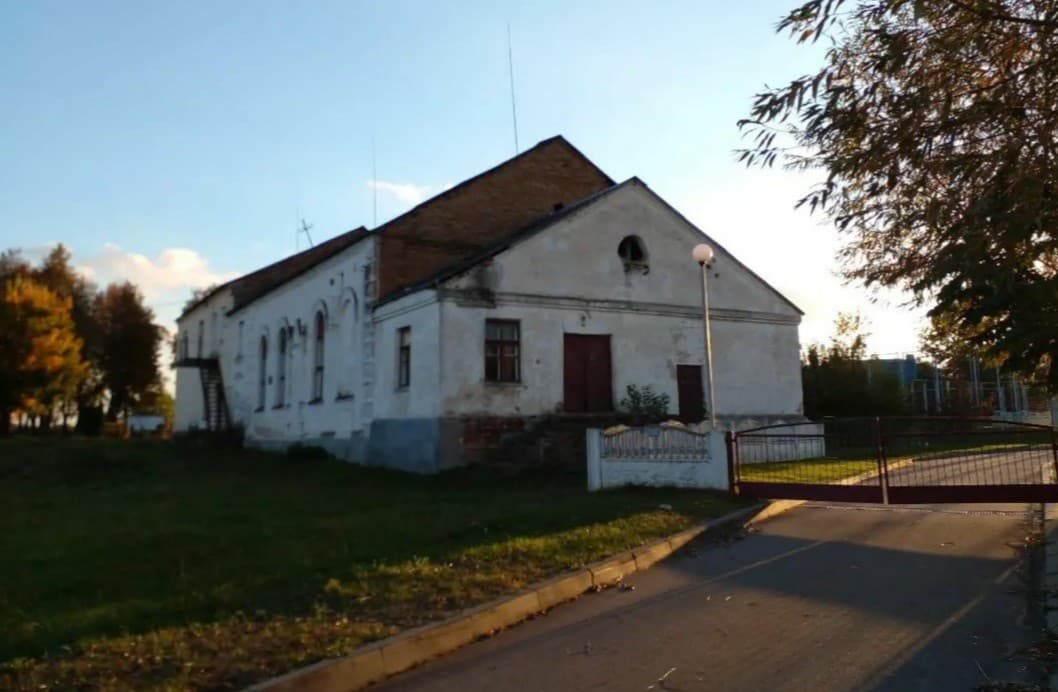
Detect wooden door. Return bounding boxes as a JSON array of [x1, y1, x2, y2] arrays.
[[563, 334, 613, 412], [677, 364, 704, 423]]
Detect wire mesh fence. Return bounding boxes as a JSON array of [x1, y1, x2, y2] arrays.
[[733, 417, 1058, 503]]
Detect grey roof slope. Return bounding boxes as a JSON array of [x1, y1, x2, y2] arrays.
[[179, 226, 369, 319]]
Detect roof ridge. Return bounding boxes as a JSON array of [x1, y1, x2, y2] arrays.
[[371, 135, 615, 235], [374, 180, 635, 307], [179, 225, 368, 319]]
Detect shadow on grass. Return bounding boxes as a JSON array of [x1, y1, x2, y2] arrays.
[[0, 436, 746, 688]]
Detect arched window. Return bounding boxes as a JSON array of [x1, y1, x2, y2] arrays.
[[257, 335, 268, 410], [180, 332, 189, 360], [312, 310, 325, 401], [197, 320, 205, 357], [276, 328, 287, 406], [618, 236, 648, 271]]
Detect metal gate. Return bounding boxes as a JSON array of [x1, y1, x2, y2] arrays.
[[729, 417, 1058, 504]]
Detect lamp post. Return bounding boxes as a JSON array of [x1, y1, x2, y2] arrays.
[[692, 244, 717, 429]]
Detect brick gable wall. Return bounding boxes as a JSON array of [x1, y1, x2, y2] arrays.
[[376, 138, 613, 299]]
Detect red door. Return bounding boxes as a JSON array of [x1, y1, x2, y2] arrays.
[[563, 334, 613, 412], [677, 364, 704, 423]]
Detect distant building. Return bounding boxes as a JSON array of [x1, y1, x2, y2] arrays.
[[174, 136, 805, 472]]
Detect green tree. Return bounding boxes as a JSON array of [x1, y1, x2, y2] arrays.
[[0, 276, 86, 435], [802, 313, 906, 417], [97, 282, 164, 420], [33, 244, 105, 428], [740, 0, 1058, 388]]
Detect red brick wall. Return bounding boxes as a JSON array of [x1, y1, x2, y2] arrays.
[[377, 138, 613, 299]]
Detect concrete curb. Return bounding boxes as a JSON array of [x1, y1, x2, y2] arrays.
[[1044, 504, 1058, 692], [248, 501, 768, 692]]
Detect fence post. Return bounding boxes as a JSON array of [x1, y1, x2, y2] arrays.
[[1050, 427, 1058, 486], [873, 416, 890, 504], [586, 428, 602, 492], [725, 429, 737, 495]]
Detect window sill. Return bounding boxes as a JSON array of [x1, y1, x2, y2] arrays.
[[335, 394, 355, 401], [307, 398, 323, 406], [395, 385, 410, 392], [484, 380, 524, 387], [253, 407, 264, 413], [271, 404, 286, 410]]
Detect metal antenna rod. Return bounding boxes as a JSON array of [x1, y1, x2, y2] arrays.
[[372, 138, 378, 228], [298, 219, 314, 248], [507, 22, 520, 154]]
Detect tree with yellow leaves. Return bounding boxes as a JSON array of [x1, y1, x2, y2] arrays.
[[0, 275, 86, 435]]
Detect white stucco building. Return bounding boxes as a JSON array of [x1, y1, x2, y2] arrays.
[[174, 136, 804, 472]]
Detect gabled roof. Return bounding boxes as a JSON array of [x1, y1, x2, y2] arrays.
[[374, 178, 804, 316], [374, 181, 632, 306], [372, 136, 616, 238], [179, 135, 614, 322], [373, 135, 616, 299], [179, 226, 369, 319]]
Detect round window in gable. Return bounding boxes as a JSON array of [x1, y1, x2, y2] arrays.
[[618, 235, 648, 273]]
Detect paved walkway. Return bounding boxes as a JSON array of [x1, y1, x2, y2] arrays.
[[378, 502, 1042, 692]]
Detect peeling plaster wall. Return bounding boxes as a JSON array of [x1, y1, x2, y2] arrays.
[[438, 181, 804, 420], [198, 239, 375, 452]]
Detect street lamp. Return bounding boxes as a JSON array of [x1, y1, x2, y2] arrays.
[[692, 243, 717, 429]]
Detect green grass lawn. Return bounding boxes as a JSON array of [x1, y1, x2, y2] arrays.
[[0, 437, 746, 690], [738, 458, 881, 484]]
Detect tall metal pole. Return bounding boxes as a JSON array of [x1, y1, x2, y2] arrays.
[[699, 261, 717, 429]]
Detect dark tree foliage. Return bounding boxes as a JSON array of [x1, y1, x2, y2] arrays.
[[33, 245, 106, 428], [97, 282, 164, 420], [801, 313, 907, 417], [740, 0, 1058, 388]]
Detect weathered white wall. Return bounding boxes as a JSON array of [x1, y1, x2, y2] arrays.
[[174, 287, 234, 432], [446, 181, 800, 317], [232, 241, 374, 449], [586, 428, 729, 490], [372, 291, 442, 419], [438, 181, 803, 419]]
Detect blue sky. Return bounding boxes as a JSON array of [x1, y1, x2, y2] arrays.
[[1, 0, 926, 355]]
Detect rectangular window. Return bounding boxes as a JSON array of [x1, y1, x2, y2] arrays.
[[485, 320, 520, 383], [397, 327, 411, 388]]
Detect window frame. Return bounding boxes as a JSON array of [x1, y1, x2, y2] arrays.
[[275, 327, 287, 408], [618, 235, 649, 271], [257, 335, 268, 411], [396, 326, 411, 389], [311, 311, 326, 402], [484, 319, 521, 383]]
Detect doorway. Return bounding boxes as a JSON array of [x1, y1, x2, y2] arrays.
[[563, 334, 613, 412], [676, 364, 704, 423]]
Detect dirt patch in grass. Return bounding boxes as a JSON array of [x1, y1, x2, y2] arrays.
[[0, 438, 746, 690]]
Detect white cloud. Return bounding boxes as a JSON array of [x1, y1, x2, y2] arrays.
[[74, 244, 237, 301], [366, 180, 435, 205], [20, 242, 236, 393]]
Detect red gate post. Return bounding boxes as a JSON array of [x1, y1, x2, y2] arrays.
[[873, 416, 890, 504], [725, 429, 738, 495], [1050, 426, 1058, 486]]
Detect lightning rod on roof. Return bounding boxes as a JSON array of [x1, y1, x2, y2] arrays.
[[372, 138, 378, 228], [507, 22, 520, 154], [298, 219, 314, 249]]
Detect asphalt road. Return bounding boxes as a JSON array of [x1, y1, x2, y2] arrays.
[[376, 502, 1044, 692], [886, 447, 1055, 487]]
